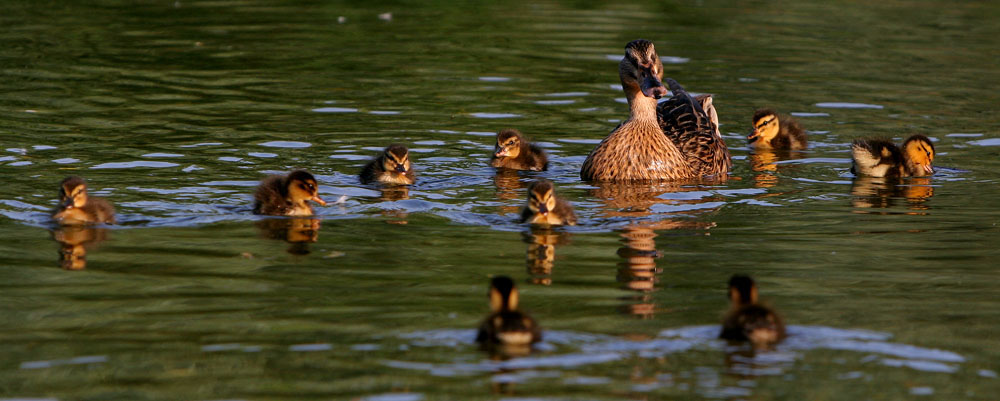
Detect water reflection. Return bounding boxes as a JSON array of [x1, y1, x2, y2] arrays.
[[51, 226, 108, 270], [379, 186, 410, 224], [616, 225, 661, 318], [749, 150, 804, 188], [522, 227, 571, 286], [850, 176, 934, 214], [493, 169, 525, 216], [255, 218, 321, 255]]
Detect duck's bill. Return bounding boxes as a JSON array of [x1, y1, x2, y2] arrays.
[[311, 195, 327, 206], [747, 130, 760, 143], [923, 164, 934, 175], [494, 148, 508, 158], [639, 74, 668, 99]]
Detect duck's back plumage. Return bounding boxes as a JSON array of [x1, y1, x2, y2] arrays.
[[657, 79, 732, 178], [851, 138, 903, 178], [253, 175, 292, 215]]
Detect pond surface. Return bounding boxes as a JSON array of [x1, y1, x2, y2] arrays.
[[1, 0, 999, 399]]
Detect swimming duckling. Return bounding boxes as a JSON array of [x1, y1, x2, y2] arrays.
[[51, 176, 115, 225], [720, 275, 785, 348], [851, 135, 934, 178], [253, 170, 327, 216], [359, 144, 416, 185], [490, 129, 548, 171], [520, 180, 577, 226], [748, 109, 807, 150], [476, 276, 542, 346]]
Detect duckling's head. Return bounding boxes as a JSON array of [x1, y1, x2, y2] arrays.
[[748, 109, 779, 145], [494, 129, 524, 159], [902, 135, 935, 176], [728, 274, 758, 308], [526, 180, 558, 218], [488, 275, 519, 312], [381, 144, 412, 174], [59, 176, 90, 209], [620, 39, 668, 99], [285, 170, 326, 206]]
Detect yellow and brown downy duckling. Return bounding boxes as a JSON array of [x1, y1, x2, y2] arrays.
[[359, 144, 416, 185], [51, 176, 115, 225], [520, 180, 577, 226], [476, 275, 542, 347], [580, 39, 731, 181], [253, 170, 327, 216], [748, 109, 807, 150], [851, 135, 935, 178], [490, 129, 549, 171], [720, 275, 785, 348]]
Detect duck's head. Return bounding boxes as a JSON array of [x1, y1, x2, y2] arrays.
[[488, 275, 519, 312], [620, 39, 668, 100], [382, 144, 412, 174], [494, 129, 523, 159], [526, 180, 558, 218], [902, 135, 935, 176], [735, 305, 783, 346], [748, 109, 779, 145], [58, 176, 90, 209], [728, 274, 758, 308], [285, 170, 326, 206]]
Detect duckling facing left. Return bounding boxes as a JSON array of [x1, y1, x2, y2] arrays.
[[490, 129, 548, 171], [253, 170, 327, 216], [720, 274, 785, 348], [520, 180, 577, 226], [476, 276, 542, 346], [851, 135, 935, 178], [748, 109, 807, 150], [52, 176, 115, 225], [360, 144, 416, 185]]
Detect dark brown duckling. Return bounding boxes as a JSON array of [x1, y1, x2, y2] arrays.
[[476, 275, 542, 346], [748, 109, 807, 150], [253, 170, 327, 216], [851, 134, 935, 178], [490, 129, 548, 171], [51, 176, 115, 225], [720, 275, 785, 348], [359, 144, 416, 185], [520, 180, 577, 226]]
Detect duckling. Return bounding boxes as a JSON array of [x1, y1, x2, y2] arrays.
[[490, 129, 549, 171], [851, 134, 934, 178], [476, 276, 542, 346], [720, 275, 785, 348], [520, 180, 577, 226], [747, 109, 807, 150], [359, 144, 416, 185], [581, 39, 731, 181], [51, 176, 115, 225], [253, 170, 327, 216]]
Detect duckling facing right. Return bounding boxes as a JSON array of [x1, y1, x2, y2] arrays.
[[851, 135, 935, 178], [520, 180, 577, 226], [253, 170, 327, 216], [359, 144, 416, 185], [748, 109, 807, 150], [476, 276, 542, 346], [720, 274, 785, 348], [490, 129, 548, 171], [51, 176, 115, 225]]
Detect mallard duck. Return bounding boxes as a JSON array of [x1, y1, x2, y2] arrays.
[[580, 39, 731, 181], [253, 170, 327, 216], [490, 129, 548, 171], [851, 134, 934, 178], [520, 180, 577, 226], [748, 109, 807, 150], [476, 276, 542, 346], [720, 275, 785, 347], [360, 144, 416, 185], [51, 176, 115, 225]]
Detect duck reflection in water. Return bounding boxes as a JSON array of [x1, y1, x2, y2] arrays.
[[522, 226, 571, 286], [256, 218, 321, 255], [493, 169, 525, 216], [51, 226, 108, 270], [377, 185, 411, 225], [749, 149, 805, 189], [850, 176, 933, 215]]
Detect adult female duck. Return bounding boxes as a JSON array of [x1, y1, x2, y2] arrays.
[[581, 39, 731, 181]]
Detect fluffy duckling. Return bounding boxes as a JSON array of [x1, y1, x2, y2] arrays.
[[851, 135, 934, 178], [490, 129, 548, 171], [476, 276, 542, 346], [359, 144, 416, 185], [748, 109, 807, 150], [520, 180, 577, 226], [720, 275, 785, 348], [51, 176, 115, 225], [253, 170, 327, 216]]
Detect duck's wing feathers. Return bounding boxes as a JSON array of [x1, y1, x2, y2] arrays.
[[851, 138, 900, 177], [657, 79, 731, 177], [253, 175, 289, 215]]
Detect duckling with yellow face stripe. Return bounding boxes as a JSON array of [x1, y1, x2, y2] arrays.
[[747, 109, 807, 150], [51, 176, 115, 225], [851, 135, 935, 178], [490, 129, 549, 171], [476, 276, 541, 346], [520, 180, 576, 226], [253, 170, 327, 216], [720, 275, 785, 348], [360, 144, 416, 185]]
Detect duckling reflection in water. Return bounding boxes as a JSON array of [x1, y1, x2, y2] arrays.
[[720, 275, 785, 348], [522, 226, 571, 286], [520, 180, 576, 226], [747, 109, 807, 150], [616, 225, 661, 318], [477, 276, 541, 355], [253, 170, 327, 216], [851, 135, 935, 178], [52, 176, 115, 225], [255, 218, 320, 255], [850, 176, 933, 214], [493, 169, 525, 216], [51, 226, 108, 270], [490, 129, 548, 171], [360, 144, 416, 185]]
